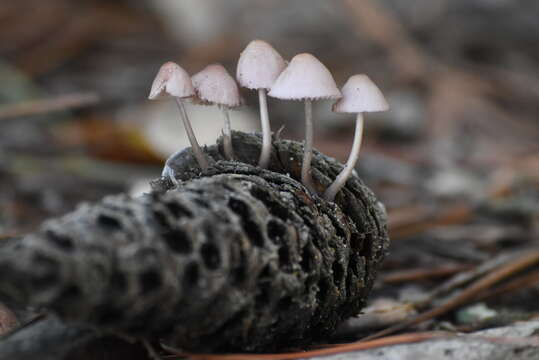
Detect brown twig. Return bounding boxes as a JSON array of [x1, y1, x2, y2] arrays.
[[474, 269, 539, 303], [383, 264, 475, 284], [389, 203, 473, 239], [162, 332, 451, 360], [362, 249, 539, 341], [0, 93, 99, 119], [422, 252, 518, 306]]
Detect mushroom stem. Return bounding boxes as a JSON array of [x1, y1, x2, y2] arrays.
[[301, 99, 316, 193], [257, 88, 272, 169], [221, 107, 235, 160], [175, 98, 209, 170], [323, 113, 364, 201]]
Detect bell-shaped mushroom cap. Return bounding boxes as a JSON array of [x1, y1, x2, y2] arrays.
[[236, 40, 286, 90], [148, 62, 195, 100], [333, 74, 389, 113], [192, 64, 242, 107], [268, 53, 341, 100]]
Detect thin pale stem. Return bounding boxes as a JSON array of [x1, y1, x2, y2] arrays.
[[221, 107, 235, 160], [257, 88, 272, 169], [301, 99, 316, 193], [324, 113, 364, 201], [175, 98, 208, 170]]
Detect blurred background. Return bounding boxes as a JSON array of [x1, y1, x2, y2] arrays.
[[0, 0, 538, 285]]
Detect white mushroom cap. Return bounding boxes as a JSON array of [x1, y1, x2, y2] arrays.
[[333, 74, 389, 113], [236, 40, 286, 90], [148, 62, 195, 100], [192, 64, 242, 107], [268, 53, 341, 101]]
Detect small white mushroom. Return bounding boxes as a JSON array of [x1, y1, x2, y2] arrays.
[[192, 64, 242, 160], [269, 53, 341, 193], [237, 40, 286, 169], [148, 62, 208, 170], [323, 74, 389, 202]]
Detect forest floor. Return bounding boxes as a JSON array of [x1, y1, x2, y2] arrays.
[[0, 1, 538, 359]]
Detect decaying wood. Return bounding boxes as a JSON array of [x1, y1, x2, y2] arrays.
[[0, 132, 389, 353]]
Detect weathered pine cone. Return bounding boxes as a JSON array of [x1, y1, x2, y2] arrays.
[[0, 132, 389, 352]]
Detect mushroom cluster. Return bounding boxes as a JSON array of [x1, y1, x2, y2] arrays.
[[149, 40, 389, 202]]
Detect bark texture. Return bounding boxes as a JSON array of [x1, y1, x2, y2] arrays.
[[0, 132, 389, 352]]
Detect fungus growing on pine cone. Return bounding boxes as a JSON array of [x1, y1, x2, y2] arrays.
[[0, 132, 389, 353], [192, 64, 242, 161], [237, 39, 286, 169], [324, 74, 389, 202], [268, 53, 341, 194], [148, 61, 209, 170]]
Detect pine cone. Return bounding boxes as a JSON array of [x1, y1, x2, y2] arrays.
[[0, 132, 389, 352]]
